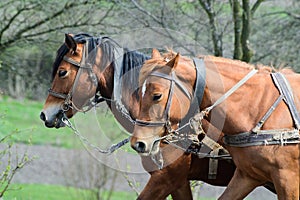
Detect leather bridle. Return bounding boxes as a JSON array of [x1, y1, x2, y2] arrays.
[[48, 42, 98, 112], [135, 70, 193, 132]]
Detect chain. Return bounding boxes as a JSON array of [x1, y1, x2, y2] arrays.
[[61, 116, 130, 154]]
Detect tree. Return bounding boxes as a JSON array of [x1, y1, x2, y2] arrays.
[[229, 0, 265, 62], [0, 0, 114, 99], [0, 0, 114, 52], [114, 0, 299, 63]]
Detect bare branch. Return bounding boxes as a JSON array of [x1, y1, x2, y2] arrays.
[[0, 4, 34, 43], [0, 1, 112, 49], [251, 0, 265, 16], [113, 0, 152, 27], [130, 0, 162, 25]]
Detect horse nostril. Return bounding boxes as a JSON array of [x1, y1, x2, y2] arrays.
[[133, 141, 146, 153], [40, 112, 46, 122]]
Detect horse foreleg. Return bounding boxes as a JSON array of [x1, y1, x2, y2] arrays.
[[218, 169, 262, 200], [171, 179, 192, 200], [137, 171, 171, 200], [272, 168, 299, 200], [137, 169, 189, 200]]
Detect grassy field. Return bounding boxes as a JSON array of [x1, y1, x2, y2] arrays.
[[0, 96, 130, 149], [2, 183, 136, 200], [0, 96, 75, 147]]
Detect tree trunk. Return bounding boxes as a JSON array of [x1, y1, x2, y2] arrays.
[[199, 0, 223, 57], [232, 0, 243, 60], [241, 0, 253, 62]]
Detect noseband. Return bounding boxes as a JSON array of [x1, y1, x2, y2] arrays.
[[48, 42, 98, 112]]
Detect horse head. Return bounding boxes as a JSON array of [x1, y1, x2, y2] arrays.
[[131, 50, 197, 155], [40, 33, 107, 128]]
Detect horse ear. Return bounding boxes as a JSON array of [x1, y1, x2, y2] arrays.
[[166, 53, 180, 70], [151, 48, 161, 58], [65, 33, 77, 52]]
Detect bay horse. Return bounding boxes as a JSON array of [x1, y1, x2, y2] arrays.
[[131, 51, 299, 199], [40, 33, 272, 199]]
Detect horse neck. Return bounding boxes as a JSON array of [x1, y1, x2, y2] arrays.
[[95, 48, 149, 130], [97, 62, 114, 100]]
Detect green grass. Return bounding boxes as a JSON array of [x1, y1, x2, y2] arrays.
[[0, 96, 132, 151], [0, 96, 77, 148], [2, 183, 217, 200], [2, 183, 136, 200]]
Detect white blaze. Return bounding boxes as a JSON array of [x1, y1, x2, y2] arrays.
[[141, 79, 148, 98]]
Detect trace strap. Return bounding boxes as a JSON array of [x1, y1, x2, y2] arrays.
[[203, 69, 258, 114]]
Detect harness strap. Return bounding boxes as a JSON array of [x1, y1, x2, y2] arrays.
[[180, 58, 206, 126], [202, 135, 222, 150], [63, 56, 81, 68], [271, 72, 300, 129], [135, 119, 165, 127], [204, 69, 258, 114], [149, 71, 192, 100], [223, 72, 300, 147], [48, 88, 68, 99], [208, 148, 221, 179], [223, 129, 300, 147], [252, 94, 284, 133], [164, 72, 176, 120]]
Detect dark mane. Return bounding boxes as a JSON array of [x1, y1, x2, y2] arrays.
[[122, 49, 150, 75], [121, 49, 150, 98]]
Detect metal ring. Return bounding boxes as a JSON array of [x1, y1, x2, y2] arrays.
[[61, 103, 70, 112]]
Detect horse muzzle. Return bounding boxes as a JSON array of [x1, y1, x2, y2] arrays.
[[40, 109, 66, 129], [131, 137, 161, 156]]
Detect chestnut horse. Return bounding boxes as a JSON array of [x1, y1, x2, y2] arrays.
[[40, 33, 272, 199], [131, 51, 299, 199]]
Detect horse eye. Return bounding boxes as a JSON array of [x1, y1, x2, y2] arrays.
[[58, 70, 68, 78], [152, 93, 162, 101]]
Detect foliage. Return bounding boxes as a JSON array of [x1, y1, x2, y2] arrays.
[[0, 129, 34, 197], [0, 0, 115, 100], [114, 0, 300, 68]]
